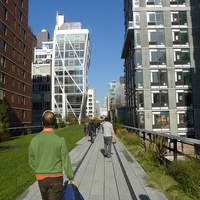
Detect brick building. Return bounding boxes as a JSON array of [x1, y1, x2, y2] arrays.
[[0, 0, 36, 127]]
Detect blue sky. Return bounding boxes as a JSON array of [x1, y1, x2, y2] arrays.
[[29, 0, 124, 106]]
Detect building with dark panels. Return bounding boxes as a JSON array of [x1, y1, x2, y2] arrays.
[[0, 0, 35, 127], [36, 29, 50, 48], [122, 0, 200, 138]]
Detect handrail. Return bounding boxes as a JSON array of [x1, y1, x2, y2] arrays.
[[8, 126, 43, 130], [8, 126, 43, 136], [123, 125, 200, 161]]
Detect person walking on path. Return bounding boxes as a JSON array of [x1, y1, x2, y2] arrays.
[[88, 121, 96, 143], [102, 116, 116, 158], [29, 110, 75, 200], [83, 124, 87, 137]]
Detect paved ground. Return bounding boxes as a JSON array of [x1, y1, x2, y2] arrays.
[[16, 131, 167, 200]]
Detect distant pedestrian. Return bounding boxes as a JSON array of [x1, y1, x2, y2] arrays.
[[29, 110, 75, 200], [102, 116, 116, 158], [88, 121, 96, 143], [83, 124, 87, 137]]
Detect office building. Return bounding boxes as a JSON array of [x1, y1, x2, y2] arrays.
[[122, 0, 200, 138], [32, 30, 52, 125], [0, 0, 35, 127], [86, 88, 97, 119], [52, 13, 91, 124]]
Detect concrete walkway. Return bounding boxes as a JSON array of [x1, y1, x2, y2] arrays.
[[16, 131, 167, 200]]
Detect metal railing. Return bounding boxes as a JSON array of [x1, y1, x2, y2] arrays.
[[123, 125, 200, 161], [8, 126, 43, 136]]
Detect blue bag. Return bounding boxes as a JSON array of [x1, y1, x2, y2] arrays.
[[62, 181, 84, 200]]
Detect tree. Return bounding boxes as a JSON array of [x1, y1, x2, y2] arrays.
[[0, 101, 10, 142]]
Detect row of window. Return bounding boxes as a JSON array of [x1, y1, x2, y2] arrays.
[[137, 89, 192, 108], [135, 48, 190, 66], [32, 102, 50, 111], [32, 75, 50, 83], [55, 70, 83, 76], [1, 39, 27, 63], [133, 0, 186, 7], [55, 42, 86, 51], [2, 23, 27, 50], [147, 0, 186, 6], [54, 86, 83, 94], [2, 0, 24, 22], [54, 59, 84, 67], [54, 51, 85, 59], [33, 84, 50, 92], [0, 72, 26, 90], [135, 28, 189, 47], [135, 68, 192, 88], [132, 11, 187, 28], [138, 110, 193, 130]]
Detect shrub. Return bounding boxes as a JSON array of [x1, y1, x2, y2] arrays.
[[112, 114, 122, 132], [0, 101, 10, 142], [65, 115, 78, 125], [168, 157, 200, 198]]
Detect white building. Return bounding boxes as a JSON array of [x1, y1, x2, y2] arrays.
[[51, 13, 91, 124], [86, 88, 97, 119]]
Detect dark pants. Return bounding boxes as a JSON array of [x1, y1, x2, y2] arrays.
[[104, 136, 112, 157], [90, 131, 94, 143], [38, 177, 63, 200]]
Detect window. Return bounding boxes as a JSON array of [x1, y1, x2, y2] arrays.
[[175, 69, 192, 86], [177, 110, 193, 128], [0, 57, 5, 67], [137, 91, 144, 108], [12, 78, 15, 87], [22, 110, 25, 119], [20, 0, 23, 7], [12, 94, 14, 102], [171, 11, 187, 25], [149, 29, 165, 45], [172, 29, 188, 45], [152, 90, 168, 107], [138, 111, 145, 128], [134, 30, 141, 46], [133, 12, 140, 26], [135, 50, 142, 67], [147, 12, 164, 26], [22, 96, 25, 105], [133, 0, 139, 7], [0, 73, 5, 83], [135, 70, 143, 88], [153, 111, 170, 129], [2, 24, 7, 35], [2, 40, 6, 51], [12, 64, 15, 72], [150, 49, 166, 65], [22, 83, 25, 91], [174, 49, 190, 65], [170, 0, 186, 5], [151, 69, 167, 86], [19, 11, 23, 22], [3, 7, 7, 20], [176, 90, 192, 107], [147, 0, 163, 6]]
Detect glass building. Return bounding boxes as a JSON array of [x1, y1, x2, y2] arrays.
[[122, 0, 200, 138], [52, 13, 91, 124]]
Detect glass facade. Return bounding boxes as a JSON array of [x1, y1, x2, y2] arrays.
[[52, 20, 91, 124]]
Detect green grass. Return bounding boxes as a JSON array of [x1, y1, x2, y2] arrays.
[[0, 125, 84, 200]]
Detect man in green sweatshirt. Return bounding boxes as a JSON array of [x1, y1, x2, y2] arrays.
[[29, 110, 75, 200]]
